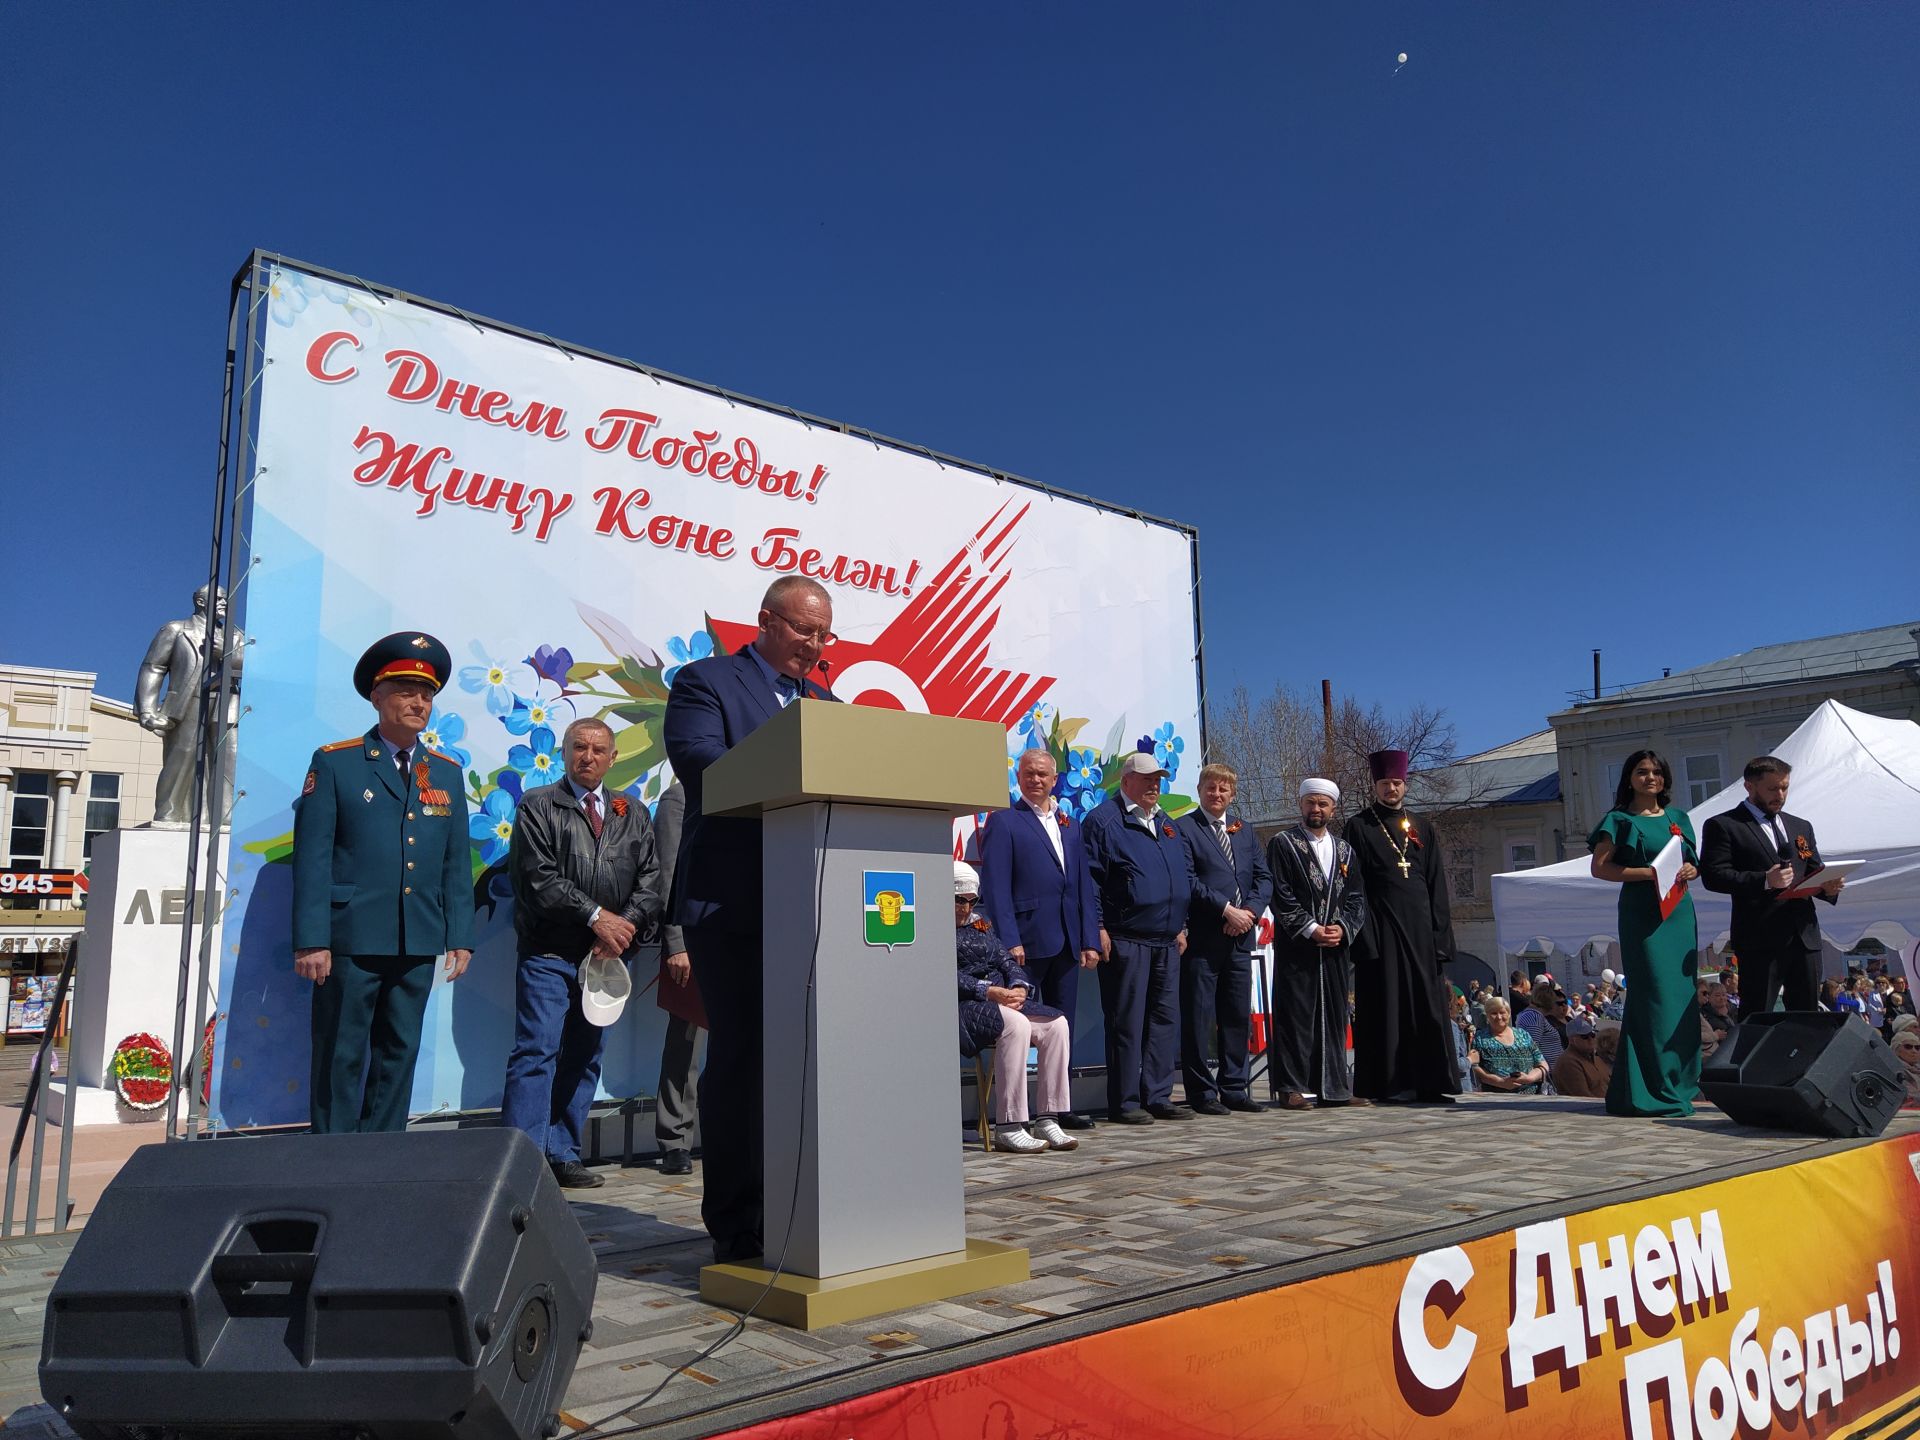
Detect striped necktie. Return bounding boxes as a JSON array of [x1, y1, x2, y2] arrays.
[[1214, 819, 1241, 905]]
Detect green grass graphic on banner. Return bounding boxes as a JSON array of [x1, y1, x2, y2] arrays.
[[862, 869, 916, 950]]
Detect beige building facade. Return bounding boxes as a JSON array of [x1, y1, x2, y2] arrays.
[[1416, 622, 1920, 989], [1549, 624, 1920, 846], [0, 663, 166, 1033]]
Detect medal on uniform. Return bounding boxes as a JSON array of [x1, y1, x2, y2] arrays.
[[363, 789, 375, 803]]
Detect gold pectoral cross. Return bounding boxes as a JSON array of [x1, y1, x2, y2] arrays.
[[1396, 857, 1411, 878]]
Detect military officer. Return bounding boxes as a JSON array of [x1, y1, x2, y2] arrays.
[[292, 632, 475, 1133]]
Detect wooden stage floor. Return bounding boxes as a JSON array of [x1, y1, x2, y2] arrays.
[[1, 1094, 1913, 1438]]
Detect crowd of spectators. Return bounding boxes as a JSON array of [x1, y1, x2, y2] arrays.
[[1447, 958, 1912, 1102]]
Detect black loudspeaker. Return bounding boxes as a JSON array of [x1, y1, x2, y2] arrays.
[[41, 1128, 598, 1440], [1700, 1011, 1908, 1139]]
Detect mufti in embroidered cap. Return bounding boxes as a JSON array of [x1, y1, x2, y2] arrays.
[[353, 632, 453, 699]]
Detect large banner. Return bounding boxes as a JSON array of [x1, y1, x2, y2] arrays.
[[720, 1133, 1920, 1439], [211, 261, 1200, 1128]]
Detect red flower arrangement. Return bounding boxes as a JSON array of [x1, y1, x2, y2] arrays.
[[110, 1032, 173, 1112], [610, 795, 629, 818]]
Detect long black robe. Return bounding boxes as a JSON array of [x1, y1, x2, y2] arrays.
[[1265, 825, 1366, 1100], [1342, 803, 1459, 1099]]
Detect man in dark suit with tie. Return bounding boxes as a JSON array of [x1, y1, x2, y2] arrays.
[[1700, 755, 1844, 1015], [980, 748, 1103, 1129], [663, 576, 838, 1264], [1174, 763, 1273, 1114]]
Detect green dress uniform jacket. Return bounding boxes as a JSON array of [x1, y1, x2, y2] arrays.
[[292, 727, 475, 957], [291, 725, 475, 1133]]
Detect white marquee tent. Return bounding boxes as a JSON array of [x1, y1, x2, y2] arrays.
[[1493, 701, 1920, 975]]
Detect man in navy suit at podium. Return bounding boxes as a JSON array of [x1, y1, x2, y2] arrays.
[[664, 576, 839, 1265], [981, 748, 1103, 1129]]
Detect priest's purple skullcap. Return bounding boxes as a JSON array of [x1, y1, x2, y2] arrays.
[[1368, 749, 1411, 782]]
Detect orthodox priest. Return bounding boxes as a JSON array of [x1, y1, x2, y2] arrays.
[[1265, 778, 1367, 1109], [1342, 749, 1460, 1104]]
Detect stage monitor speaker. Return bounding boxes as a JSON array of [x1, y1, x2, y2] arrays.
[[41, 1127, 598, 1440], [1699, 1011, 1908, 1139]]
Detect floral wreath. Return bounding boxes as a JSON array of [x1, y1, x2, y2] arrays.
[[110, 1032, 174, 1111]]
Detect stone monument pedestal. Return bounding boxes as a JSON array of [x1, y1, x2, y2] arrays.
[[53, 826, 225, 1126]]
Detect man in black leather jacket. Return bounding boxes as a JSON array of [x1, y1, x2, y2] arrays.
[[503, 716, 662, 1187]]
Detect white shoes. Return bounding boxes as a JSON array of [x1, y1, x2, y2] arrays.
[[993, 1123, 1049, 1153], [1031, 1116, 1079, 1151]]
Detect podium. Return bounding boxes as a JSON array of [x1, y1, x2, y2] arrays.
[[695, 701, 1030, 1328]]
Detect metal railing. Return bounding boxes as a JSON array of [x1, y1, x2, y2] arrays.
[[3, 939, 79, 1237]]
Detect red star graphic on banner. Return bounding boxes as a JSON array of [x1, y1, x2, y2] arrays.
[[710, 499, 1055, 727]]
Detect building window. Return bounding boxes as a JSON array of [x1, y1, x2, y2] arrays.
[[1682, 753, 1723, 809], [84, 773, 120, 859], [1507, 840, 1539, 871], [8, 772, 50, 868]]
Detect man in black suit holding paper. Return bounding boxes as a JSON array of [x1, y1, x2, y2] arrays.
[[1700, 755, 1845, 1015]]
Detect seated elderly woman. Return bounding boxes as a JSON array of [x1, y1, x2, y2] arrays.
[[954, 862, 1077, 1154], [1472, 995, 1549, 1095]]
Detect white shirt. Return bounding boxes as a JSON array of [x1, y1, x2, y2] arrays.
[[1123, 798, 1162, 834], [1744, 800, 1791, 853], [1300, 827, 1336, 938], [1025, 797, 1065, 868], [1199, 807, 1245, 907]]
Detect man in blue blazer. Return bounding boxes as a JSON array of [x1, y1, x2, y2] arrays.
[[662, 576, 838, 1264], [1174, 762, 1273, 1114], [980, 748, 1102, 1128], [292, 632, 474, 1134]]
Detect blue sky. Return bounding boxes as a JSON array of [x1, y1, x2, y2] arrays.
[[3, 3, 1914, 755]]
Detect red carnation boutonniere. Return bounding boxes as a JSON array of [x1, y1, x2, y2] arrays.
[[1162, 824, 1177, 839], [1795, 834, 1814, 861], [610, 795, 629, 818], [1226, 821, 1243, 835], [1669, 823, 1683, 838]]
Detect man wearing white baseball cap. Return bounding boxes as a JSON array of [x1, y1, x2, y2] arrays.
[[1080, 751, 1194, 1123]]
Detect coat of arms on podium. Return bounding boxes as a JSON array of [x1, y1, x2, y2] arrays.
[[862, 870, 916, 950]]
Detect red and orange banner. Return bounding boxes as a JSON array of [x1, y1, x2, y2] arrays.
[[725, 1134, 1920, 1439]]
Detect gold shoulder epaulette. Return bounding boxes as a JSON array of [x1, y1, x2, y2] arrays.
[[320, 737, 362, 753], [425, 748, 460, 766]]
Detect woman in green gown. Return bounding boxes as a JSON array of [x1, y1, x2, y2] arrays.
[[1589, 751, 1702, 1117]]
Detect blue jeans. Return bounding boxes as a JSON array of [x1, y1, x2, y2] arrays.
[[501, 952, 606, 1163]]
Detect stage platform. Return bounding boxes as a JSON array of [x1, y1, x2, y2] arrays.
[[3, 1095, 1917, 1438]]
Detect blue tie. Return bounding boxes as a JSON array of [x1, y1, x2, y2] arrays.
[[775, 675, 800, 706]]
